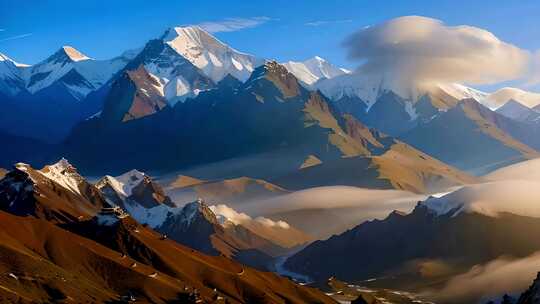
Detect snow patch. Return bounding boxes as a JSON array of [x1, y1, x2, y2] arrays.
[[113, 169, 146, 197], [163, 26, 263, 82], [39, 158, 83, 195]]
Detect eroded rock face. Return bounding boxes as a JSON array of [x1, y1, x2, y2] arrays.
[[0, 160, 107, 222], [100, 65, 168, 123], [260, 61, 301, 99]]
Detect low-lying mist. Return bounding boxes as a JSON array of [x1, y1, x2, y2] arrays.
[[238, 186, 425, 239], [423, 251, 540, 303]]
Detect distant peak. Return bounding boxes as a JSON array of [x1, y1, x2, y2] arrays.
[[306, 56, 325, 63], [161, 25, 211, 42], [262, 60, 287, 71], [57, 45, 91, 62], [0, 53, 11, 62], [50, 157, 75, 171], [117, 169, 146, 181], [0, 52, 29, 67], [251, 60, 295, 80], [504, 99, 530, 108], [181, 198, 219, 226]]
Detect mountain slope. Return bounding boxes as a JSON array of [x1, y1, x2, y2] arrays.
[[163, 175, 289, 204], [483, 87, 540, 109], [163, 26, 264, 83], [401, 99, 540, 173], [64, 61, 476, 194], [496, 99, 540, 123], [63, 61, 379, 174], [0, 47, 135, 142], [0, 164, 336, 304], [0, 159, 106, 223], [100, 65, 169, 123], [285, 201, 540, 290], [96, 170, 297, 269], [283, 56, 349, 86], [21, 46, 131, 99], [0, 53, 26, 96], [120, 38, 215, 105]]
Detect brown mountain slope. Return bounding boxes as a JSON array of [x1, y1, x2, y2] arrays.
[[0, 160, 106, 223], [273, 141, 479, 194], [371, 142, 480, 193], [0, 168, 6, 179], [0, 210, 193, 303], [101, 65, 168, 123], [97, 171, 294, 268], [63, 215, 336, 304], [168, 175, 206, 189], [461, 99, 539, 159], [0, 210, 336, 304], [0, 165, 336, 303], [164, 175, 289, 204]]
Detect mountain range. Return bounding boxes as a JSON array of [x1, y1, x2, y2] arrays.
[[3, 22, 540, 304], [0, 159, 334, 303], [1, 26, 538, 168], [2, 26, 539, 179]]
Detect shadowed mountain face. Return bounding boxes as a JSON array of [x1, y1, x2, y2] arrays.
[[401, 99, 540, 173], [62, 61, 475, 194], [0, 160, 106, 223], [100, 66, 168, 123], [0, 161, 336, 304], [285, 203, 540, 287], [496, 100, 540, 124], [324, 85, 463, 138], [0, 47, 134, 143]]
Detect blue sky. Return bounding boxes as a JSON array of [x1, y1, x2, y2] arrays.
[[1, 0, 539, 90]]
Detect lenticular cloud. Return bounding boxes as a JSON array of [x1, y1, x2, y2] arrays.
[[343, 16, 531, 89]]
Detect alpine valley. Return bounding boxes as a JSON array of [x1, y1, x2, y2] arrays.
[[2, 12, 540, 304]]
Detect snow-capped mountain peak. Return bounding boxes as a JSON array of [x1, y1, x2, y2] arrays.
[[282, 56, 349, 86], [0, 53, 28, 67], [38, 158, 85, 195], [436, 83, 488, 103], [162, 26, 263, 82], [113, 169, 147, 197], [0, 53, 10, 62], [0, 53, 27, 95], [15, 45, 133, 99], [483, 87, 540, 109], [60, 46, 91, 62], [45, 46, 91, 65]]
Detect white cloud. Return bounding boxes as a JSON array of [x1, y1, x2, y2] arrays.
[[241, 186, 424, 214], [209, 204, 291, 229], [305, 19, 353, 27], [424, 252, 540, 302], [424, 180, 540, 218], [195, 17, 273, 33], [0, 33, 33, 42], [239, 186, 425, 238], [343, 16, 533, 92], [424, 158, 540, 218], [254, 216, 290, 229]]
